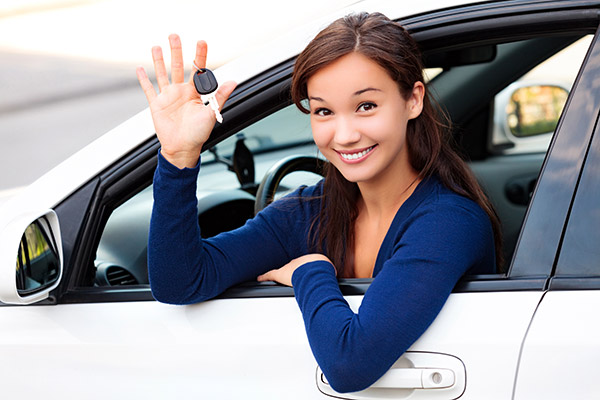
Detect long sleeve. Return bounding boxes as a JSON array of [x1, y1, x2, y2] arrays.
[[148, 151, 320, 304], [291, 184, 495, 393], [148, 154, 495, 393]]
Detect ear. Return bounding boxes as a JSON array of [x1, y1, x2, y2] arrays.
[[407, 81, 425, 120]]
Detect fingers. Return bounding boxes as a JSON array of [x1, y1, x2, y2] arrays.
[[148, 37, 216, 96], [257, 266, 292, 287], [152, 46, 169, 92], [169, 34, 185, 84], [190, 40, 208, 81], [136, 67, 157, 103], [256, 270, 273, 282], [257, 269, 286, 285], [195, 40, 208, 69]]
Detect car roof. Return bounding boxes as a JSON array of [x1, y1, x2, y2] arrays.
[[215, 0, 487, 85]]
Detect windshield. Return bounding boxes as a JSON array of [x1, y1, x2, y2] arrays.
[[203, 104, 313, 163]]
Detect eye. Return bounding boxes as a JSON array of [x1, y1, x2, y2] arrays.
[[357, 102, 377, 112], [313, 107, 332, 117]]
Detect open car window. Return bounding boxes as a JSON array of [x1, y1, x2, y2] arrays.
[[92, 32, 593, 289], [94, 104, 317, 286]]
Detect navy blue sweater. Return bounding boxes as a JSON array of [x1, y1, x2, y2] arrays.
[[148, 152, 495, 393]]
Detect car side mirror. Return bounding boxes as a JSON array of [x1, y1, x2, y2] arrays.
[[0, 210, 63, 305], [506, 84, 569, 137]]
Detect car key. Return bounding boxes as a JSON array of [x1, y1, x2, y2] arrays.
[[193, 68, 223, 123]]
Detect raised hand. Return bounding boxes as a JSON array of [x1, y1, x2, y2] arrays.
[[136, 34, 237, 169]]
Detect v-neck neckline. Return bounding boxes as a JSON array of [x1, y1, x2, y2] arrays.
[[371, 176, 438, 277]]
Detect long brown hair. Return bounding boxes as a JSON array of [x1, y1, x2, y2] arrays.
[[291, 12, 503, 275]]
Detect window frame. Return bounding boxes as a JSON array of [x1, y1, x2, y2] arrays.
[[549, 82, 600, 290], [53, 1, 600, 304]]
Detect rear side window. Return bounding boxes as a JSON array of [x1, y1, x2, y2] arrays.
[[490, 35, 593, 155]]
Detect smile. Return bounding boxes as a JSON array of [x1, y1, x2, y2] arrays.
[[337, 145, 377, 162]]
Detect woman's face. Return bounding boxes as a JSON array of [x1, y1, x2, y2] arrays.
[[307, 52, 424, 186]]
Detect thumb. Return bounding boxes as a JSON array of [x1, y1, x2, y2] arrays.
[[215, 80, 237, 111]]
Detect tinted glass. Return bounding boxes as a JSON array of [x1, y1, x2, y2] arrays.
[[555, 120, 600, 277]]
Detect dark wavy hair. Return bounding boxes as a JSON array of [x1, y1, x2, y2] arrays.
[[291, 12, 503, 276]]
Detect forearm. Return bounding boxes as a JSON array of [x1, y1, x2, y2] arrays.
[[292, 262, 386, 393], [148, 152, 317, 304], [148, 152, 215, 304], [291, 260, 458, 393]]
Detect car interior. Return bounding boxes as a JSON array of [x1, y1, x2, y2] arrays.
[[90, 30, 592, 290]]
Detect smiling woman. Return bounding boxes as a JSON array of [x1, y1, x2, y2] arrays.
[[290, 12, 502, 280], [304, 52, 425, 278], [142, 12, 498, 393]]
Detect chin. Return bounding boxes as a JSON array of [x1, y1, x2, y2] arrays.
[[335, 168, 374, 184]]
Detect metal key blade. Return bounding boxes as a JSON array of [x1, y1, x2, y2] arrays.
[[208, 97, 223, 123], [194, 68, 223, 123]]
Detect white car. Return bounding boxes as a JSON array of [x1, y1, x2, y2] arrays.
[[1, 0, 599, 398]]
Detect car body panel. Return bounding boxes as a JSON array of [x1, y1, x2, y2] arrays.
[[0, 291, 542, 399], [1, 1, 600, 398], [513, 291, 600, 399]]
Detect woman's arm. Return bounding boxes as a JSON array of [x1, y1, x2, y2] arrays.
[[141, 35, 303, 303], [289, 201, 495, 393], [148, 151, 323, 304]]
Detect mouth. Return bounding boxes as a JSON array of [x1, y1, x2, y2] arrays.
[[337, 145, 377, 162]]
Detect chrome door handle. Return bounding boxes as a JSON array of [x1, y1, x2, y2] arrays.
[[320, 368, 454, 389], [316, 352, 466, 399]]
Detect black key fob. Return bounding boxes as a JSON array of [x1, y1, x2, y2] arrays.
[[194, 68, 218, 95]]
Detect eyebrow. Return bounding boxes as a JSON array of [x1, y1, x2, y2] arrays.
[[353, 87, 382, 96], [308, 87, 382, 103]]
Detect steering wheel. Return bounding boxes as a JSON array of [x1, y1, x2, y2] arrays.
[[254, 155, 326, 215]]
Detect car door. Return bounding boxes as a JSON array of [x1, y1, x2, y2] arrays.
[[2, 2, 600, 399], [513, 55, 600, 398]]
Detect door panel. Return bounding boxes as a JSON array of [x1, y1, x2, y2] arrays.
[[0, 291, 542, 399], [0, 299, 324, 399], [319, 292, 542, 399], [514, 291, 600, 399], [407, 292, 542, 399]]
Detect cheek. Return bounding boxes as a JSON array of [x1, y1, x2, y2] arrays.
[[355, 114, 397, 142], [370, 109, 409, 141], [310, 120, 332, 150]]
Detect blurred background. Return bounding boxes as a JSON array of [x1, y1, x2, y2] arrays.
[[0, 0, 355, 195]]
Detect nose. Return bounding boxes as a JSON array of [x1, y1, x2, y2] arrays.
[[334, 116, 361, 146]]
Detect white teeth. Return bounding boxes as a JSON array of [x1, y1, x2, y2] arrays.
[[340, 146, 374, 160]]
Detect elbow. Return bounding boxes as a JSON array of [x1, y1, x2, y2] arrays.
[[149, 277, 212, 305], [321, 361, 379, 394], [150, 284, 185, 305]]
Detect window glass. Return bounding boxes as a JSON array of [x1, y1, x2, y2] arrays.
[[555, 125, 600, 277], [491, 35, 593, 154], [202, 104, 312, 164]]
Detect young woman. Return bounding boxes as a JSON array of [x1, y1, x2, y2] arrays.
[[137, 12, 501, 393]]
